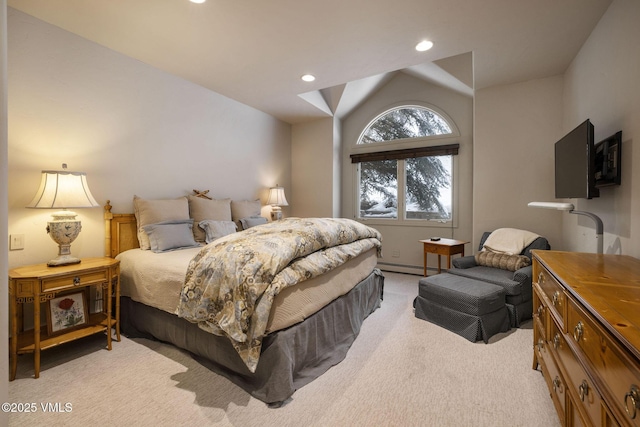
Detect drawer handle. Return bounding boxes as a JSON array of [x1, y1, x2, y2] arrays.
[[625, 385, 639, 420], [73, 276, 81, 286], [552, 291, 560, 306], [573, 321, 584, 342], [552, 376, 562, 394], [537, 338, 544, 351], [538, 272, 544, 284], [553, 334, 560, 350], [537, 305, 544, 317], [579, 380, 589, 401]]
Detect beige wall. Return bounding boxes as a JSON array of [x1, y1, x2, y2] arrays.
[[7, 9, 291, 268], [291, 117, 336, 217], [341, 72, 473, 274], [561, 0, 639, 257], [474, 76, 565, 250]]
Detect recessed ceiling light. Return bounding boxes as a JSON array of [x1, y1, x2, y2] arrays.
[[415, 40, 434, 52], [301, 74, 316, 82], [190, 0, 206, 3]]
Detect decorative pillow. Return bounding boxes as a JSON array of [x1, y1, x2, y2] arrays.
[[231, 200, 262, 230], [475, 250, 531, 272], [231, 200, 261, 222], [142, 220, 200, 253], [198, 220, 237, 244], [134, 196, 190, 250], [187, 195, 232, 243], [239, 216, 267, 230]]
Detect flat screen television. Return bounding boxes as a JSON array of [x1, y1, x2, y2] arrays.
[[594, 130, 622, 188], [554, 119, 599, 199]]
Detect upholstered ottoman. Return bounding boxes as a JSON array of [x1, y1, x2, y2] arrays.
[[414, 273, 510, 343]]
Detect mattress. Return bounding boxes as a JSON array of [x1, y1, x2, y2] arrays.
[[116, 246, 378, 333]]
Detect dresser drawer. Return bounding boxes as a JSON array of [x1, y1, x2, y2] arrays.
[[533, 285, 548, 338], [567, 298, 640, 426], [551, 319, 602, 426], [535, 267, 565, 327], [42, 269, 108, 292], [540, 345, 567, 424]]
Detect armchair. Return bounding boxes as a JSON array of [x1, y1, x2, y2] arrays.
[[449, 231, 550, 327]]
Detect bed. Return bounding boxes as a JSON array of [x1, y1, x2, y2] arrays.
[[103, 197, 384, 405]]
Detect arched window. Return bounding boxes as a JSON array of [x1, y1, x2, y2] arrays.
[[351, 105, 458, 223], [358, 105, 452, 144]]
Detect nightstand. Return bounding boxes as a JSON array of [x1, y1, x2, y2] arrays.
[[9, 257, 120, 380], [419, 238, 469, 276]]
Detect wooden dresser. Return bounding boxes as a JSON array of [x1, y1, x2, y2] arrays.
[[532, 250, 640, 426]]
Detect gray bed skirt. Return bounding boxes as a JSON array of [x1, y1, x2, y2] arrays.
[[120, 268, 384, 405]]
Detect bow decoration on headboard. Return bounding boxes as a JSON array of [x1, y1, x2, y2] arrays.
[[192, 189, 212, 200]]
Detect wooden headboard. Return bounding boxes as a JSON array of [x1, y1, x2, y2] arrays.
[[104, 200, 139, 258]]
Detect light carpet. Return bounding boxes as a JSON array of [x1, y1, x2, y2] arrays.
[[8, 272, 559, 426]]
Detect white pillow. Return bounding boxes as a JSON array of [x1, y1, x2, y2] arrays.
[[198, 220, 238, 244]]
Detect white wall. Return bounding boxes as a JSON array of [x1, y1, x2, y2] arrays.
[[1, 2, 10, 424], [291, 117, 336, 217], [561, 0, 639, 257], [474, 76, 565, 250], [7, 9, 291, 268], [341, 72, 473, 274]]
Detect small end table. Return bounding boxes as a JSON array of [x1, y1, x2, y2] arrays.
[[419, 238, 469, 276]]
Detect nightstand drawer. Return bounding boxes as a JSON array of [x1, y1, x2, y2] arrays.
[[42, 269, 108, 292], [13, 280, 36, 298]]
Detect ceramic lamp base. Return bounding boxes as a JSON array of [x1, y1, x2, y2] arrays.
[[46, 212, 82, 267], [270, 207, 283, 221]]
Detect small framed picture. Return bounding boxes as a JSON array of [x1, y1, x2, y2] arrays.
[[47, 291, 88, 335]]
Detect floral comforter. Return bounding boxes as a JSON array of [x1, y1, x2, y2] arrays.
[[176, 217, 382, 372]]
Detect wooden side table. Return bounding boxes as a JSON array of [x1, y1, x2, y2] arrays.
[[9, 257, 120, 380], [419, 238, 469, 276]]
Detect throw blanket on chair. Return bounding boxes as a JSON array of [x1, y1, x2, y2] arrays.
[[176, 217, 382, 372], [482, 228, 540, 255]]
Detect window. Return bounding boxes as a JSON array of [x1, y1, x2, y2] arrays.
[[352, 105, 458, 223], [359, 106, 452, 144]]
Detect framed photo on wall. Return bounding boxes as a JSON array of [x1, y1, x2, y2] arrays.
[[47, 291, 88, 335]]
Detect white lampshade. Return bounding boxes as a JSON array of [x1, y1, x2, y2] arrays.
[[267, 186, 289, 207], [27, 166, 99, 266], [27, 169, 99, 209]]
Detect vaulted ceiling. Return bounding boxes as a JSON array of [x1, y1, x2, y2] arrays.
[[8, 0, 612, 124]]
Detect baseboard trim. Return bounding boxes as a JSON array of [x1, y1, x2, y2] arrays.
[[377, 262, 438, 275]]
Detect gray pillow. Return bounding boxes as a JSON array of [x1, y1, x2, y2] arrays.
[[198, 220, 237, 244], [239, 216, 268, 230], [142, 220, 200, 253]]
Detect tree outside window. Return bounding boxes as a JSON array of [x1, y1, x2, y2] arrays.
[[356, 106, 454, 222]]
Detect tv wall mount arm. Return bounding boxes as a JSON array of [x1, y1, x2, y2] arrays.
[[569, 209, 603, 255], [527, 202, 604, 254]]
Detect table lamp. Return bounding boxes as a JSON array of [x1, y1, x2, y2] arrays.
[[27, 164, 99, 266], [266, 185, 289, 220]]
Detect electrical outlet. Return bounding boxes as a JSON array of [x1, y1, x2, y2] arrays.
[[392, 250, 400, 258], [10, 234, 25, 250]]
